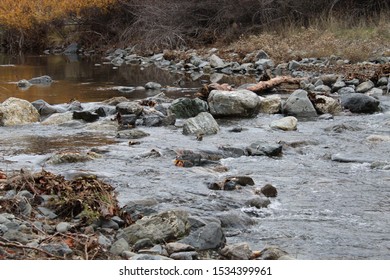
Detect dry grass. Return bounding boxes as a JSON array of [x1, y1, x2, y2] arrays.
[[225, 14, 390, 64]]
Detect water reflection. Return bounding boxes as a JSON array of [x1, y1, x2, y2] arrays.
[[0, 54, 257, 104]]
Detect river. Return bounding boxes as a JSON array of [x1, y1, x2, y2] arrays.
[[0, 54, 389, 259]]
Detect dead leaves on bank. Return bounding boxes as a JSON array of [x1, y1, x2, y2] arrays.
[[1, 169, 129, 224]]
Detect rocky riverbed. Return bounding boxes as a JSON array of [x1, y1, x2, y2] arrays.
[[1, 48, 390, 260]]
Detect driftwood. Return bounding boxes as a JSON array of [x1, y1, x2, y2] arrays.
[[246, 76, 302, 93], [195, 82, 233, 100]]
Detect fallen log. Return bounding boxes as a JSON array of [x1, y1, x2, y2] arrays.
[[247, 76, 302, 93]]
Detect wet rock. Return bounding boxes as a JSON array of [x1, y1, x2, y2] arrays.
[[145, 82, 162, 90], [73, 111, 100, 122], [110, 238, 130, 256], [356, 80, 375, 93], [28, 75, 53, 85], [341, 93, 380, 113], [226, 176, 255, 186], [245, 196, 271, 208], [260, 184, 278, 197], [208, 89, 261, 118], [313, 95, 342, 115], [0, 97, 40, 126], [116, 129, 150, 139], [282, 89, 317, 118], [366, 134, 390, 142], [324, 123, 362, 133], [17, 79, 32, 88], [220, 243, 252, 260], [216, 210, 255, 229], [122, 210, 190, 244], [183, 112, 219, 135], [246, 141, 283, 157], [122, 198, 158, 221], [103, 96, 129, 106], [169, 97, 208, 119], [175, 150, 202, 167], [179, 222, 225, 250], [41, 112, 74, 125], [116, 113, 138, 128], [260, 95, 282, 114], [32, 99, 63, 117], [116, 101, 143, 116], [101, 219, 120, 230], [46, 151, 101, 164], [331, 153, 375, 163], [270, 116, 298, 131], [141, 112, 176, 127]]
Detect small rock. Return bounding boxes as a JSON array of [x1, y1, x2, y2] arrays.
[[261, 184, 278, 197], [170, 251, 198, 260], [246, 141, 283, 157], [145, 82, 162, 90], [270, 116, 298, 131], [165, 242, 195, 255], [245, 196, 271, 208], [110, 238, 130, 255], [356, 80, 375, 93], [40, 243, 73, 256], [133, 238, 155, 252], [220, 243, 253, 260], [116, 129, 150, 139], [183, 112, 219, 135], [56, 222, 71, 233]]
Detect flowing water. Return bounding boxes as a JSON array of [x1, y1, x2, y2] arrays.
[[1, 54, 389, 259]]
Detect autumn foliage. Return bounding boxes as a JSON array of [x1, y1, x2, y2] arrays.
[[0, 0, 115, 29]]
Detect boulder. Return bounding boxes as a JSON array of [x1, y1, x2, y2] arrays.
[[313, 95, 342, 115], [270, 116, 297, 131], [116, 101, 143, 115], [122, 210, 190, 244], [179, 222, 225, 250], [73, 111, 100, 122], [183, 112, 219, 135], [341, 93, 380, 113], [246, 141, 283, 157], [260, 95, 282, 114], [208, 89, 261, 118], [169, 98, 208, 118], [0, 97, 40, 126], [32, 99, 64, 117], [282, 89, 317, 118], [41, 112, 74, 125]]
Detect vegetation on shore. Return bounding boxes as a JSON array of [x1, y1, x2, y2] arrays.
[[0, 0, 389, 62]]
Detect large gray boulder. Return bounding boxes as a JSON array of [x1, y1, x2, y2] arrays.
[[169, 97, 208, 118], [122, 210, 190, 244], [341, 93, 380, 113], [0, 97, 40, 126], [183, 112, 219, 135], [282, 89, 317, 118], [208, 89, 261, 118]]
